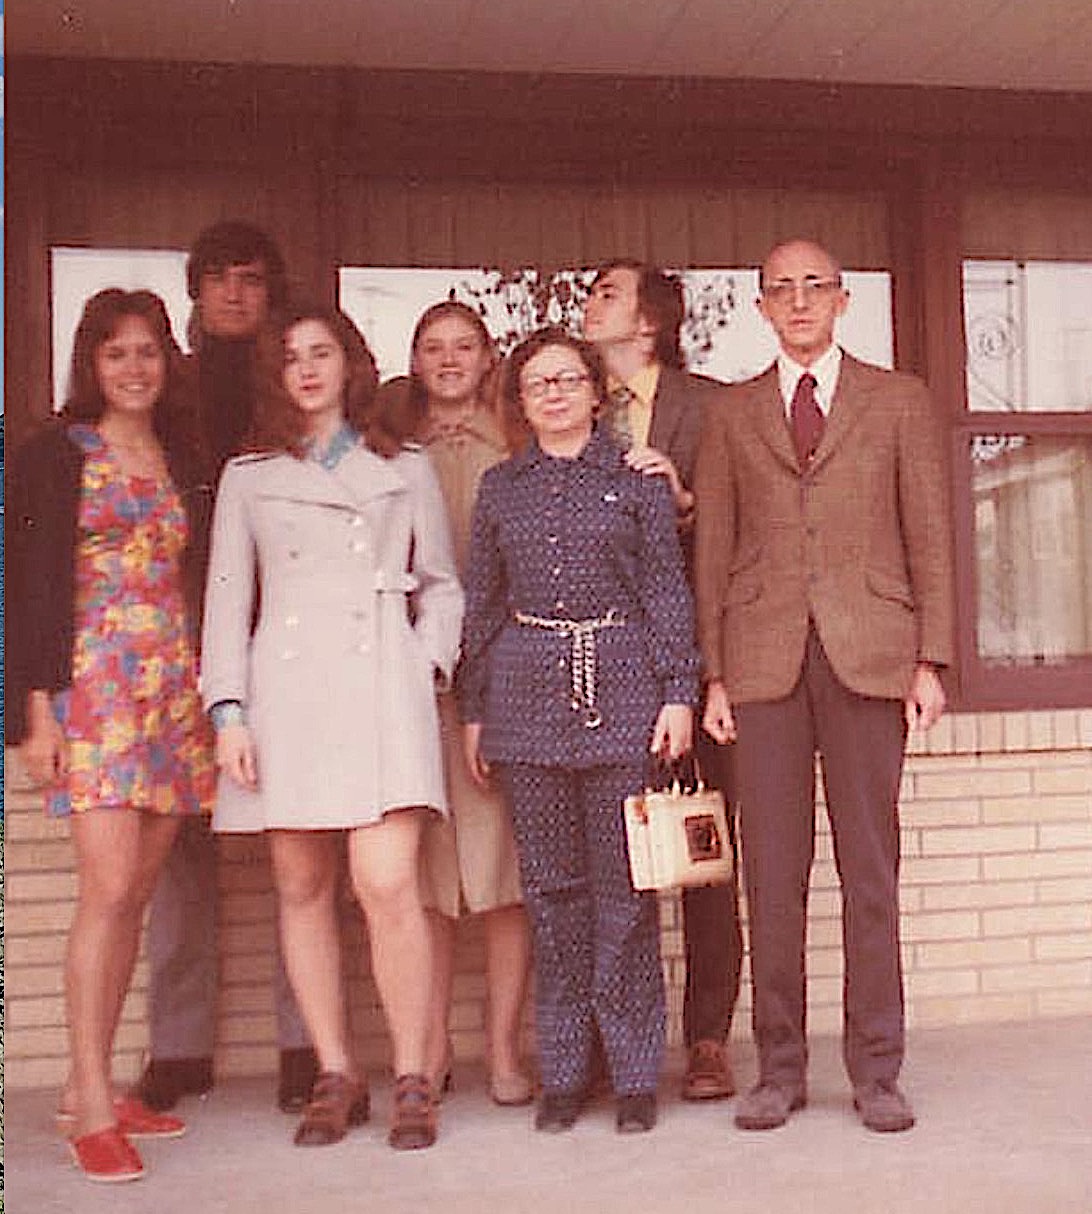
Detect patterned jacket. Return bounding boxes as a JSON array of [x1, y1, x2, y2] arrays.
[[458, 425, 700, 768]]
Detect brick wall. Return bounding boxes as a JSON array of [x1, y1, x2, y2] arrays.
[[4, 707, 1091, 1091]]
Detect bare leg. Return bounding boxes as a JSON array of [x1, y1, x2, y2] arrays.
[[483, 905, 532, 1081], [66, 811, 180, 1137], [268, 831, 354, 1078], [348, 810, 431, 1076], [425, 909, 457, 1085]]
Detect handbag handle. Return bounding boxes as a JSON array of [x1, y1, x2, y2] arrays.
[[648, 753, 706, 794]]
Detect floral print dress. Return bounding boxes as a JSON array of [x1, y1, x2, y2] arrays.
[[47, 425, 215, 817]]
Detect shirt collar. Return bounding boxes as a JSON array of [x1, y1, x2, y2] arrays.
[[513, 423, 623, 474], [776, 344, 842, 416], [307, 421, 358, 470], [420, 403, 507, 453], [608, 362, 661, 411]]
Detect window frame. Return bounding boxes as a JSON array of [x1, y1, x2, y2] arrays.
[[951, 396, 1092, 711]]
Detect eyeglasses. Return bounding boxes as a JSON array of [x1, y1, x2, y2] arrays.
[[521, 371, 591, 400], [761, 277, 843, 304]]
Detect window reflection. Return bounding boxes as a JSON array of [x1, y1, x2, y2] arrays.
[[973, 435, 1092, 663], [964, 261, 1092, 414]]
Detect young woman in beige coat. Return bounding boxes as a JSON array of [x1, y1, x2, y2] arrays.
[[379, 301, 533, 1106], [201, 305, 463, 1150]]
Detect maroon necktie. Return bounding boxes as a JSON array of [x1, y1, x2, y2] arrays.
[[790, 373, 823, 466]]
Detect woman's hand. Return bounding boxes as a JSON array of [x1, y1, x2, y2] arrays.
[[23, 691, 67, 785], [650, 703, 693, 761], [216, 723, 259, 790], [463, 722, 492, 788]]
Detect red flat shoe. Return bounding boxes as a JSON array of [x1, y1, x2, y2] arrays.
[[112, 1094, 187, 1139], [68, 1126, 144, 1183], [57, 1094, 187, 1139]]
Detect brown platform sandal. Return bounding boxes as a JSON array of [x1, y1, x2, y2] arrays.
[[293, 1072, 370, 1147], [388, 1073, 437, 1150]]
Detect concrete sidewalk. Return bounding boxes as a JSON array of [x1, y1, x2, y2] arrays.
[[5, 1017, 1092, 1214]]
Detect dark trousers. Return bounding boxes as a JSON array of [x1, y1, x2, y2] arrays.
[[146, 816, 311, 1060], [682, 731, 743, 1046], [734, 629, 907, 1089], [500, 762, 666, 1097]]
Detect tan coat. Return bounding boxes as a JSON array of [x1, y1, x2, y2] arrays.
[[694, 354, 954, 704], [201, 443, 463, 831]]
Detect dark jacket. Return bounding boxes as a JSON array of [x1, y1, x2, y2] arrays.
[[5, 421, 213, 743]]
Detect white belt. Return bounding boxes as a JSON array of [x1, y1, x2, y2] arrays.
[[514, 608, 625, 729]]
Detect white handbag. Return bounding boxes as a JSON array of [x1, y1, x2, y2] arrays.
[[623, 774, 733, 892]]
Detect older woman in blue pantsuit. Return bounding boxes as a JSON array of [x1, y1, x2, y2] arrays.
[[459, 327, 700, 1134]]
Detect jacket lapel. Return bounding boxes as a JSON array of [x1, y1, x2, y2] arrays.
[[648, 366, 685, 455], [252, 444, 406, 512], [748, 366, 800, 473], [811, 354, 871, 471]]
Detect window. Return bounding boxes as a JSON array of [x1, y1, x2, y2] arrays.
[[958, 260, 1092, 707], [50, 247, 191, 409], [338, 265, 893, 383]]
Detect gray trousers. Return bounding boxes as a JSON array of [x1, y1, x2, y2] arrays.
[[734, 628, 907, 1090], [146, 815, 311, 1060]]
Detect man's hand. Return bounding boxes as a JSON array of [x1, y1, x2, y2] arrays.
[[702, 680, 738, 744], [905, 664, 947, 732], [216, 723, 259, 790], [624, 445, 693, 514]]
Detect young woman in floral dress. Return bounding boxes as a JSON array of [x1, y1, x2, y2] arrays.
[[9, 288, 216, 1183]]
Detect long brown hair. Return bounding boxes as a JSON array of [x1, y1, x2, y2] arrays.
[[63, 287, 200, 464], [373, 299, 499, 445], [249, 305, 396, 457]]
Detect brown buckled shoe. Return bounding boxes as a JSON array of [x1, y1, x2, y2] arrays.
[[293, 1072, 370, 1147], [388, 1073, 437, 1150], [682, 1039, 736, 1101]]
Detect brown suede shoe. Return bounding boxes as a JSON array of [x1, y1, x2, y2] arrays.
[[682, 1040, 736, 1101], [734, 1081, 806, 1130], [853, 1080, 915, 1133]]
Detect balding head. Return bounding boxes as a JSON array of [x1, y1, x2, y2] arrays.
[[757, 240, 849, 366]]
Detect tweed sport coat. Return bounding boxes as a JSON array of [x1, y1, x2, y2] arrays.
[[694, 352, 955, 705]]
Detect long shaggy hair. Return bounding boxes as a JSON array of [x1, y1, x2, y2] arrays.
[[248, 305, 396, 458]]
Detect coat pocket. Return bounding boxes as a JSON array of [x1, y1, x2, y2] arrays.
[[723, 546, 764, 605], [866, 568, 915, 610]]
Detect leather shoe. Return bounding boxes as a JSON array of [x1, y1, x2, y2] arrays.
[[616, 1092, 657, 1133], [682, 1039, 735, 1101], [853, 1080, 915, 1133], [734, 1081, 806, 1130], [293, 1072, 370, 1146], [534, 1090, 585, 1133], [388, 1073, 437, 1150], [68, 1126, 144, 1183], [133, 1057, 213, 1112], [278, 1047, 320, 1114]]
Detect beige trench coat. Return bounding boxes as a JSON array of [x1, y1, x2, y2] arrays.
[[201, 443, 463, 831]]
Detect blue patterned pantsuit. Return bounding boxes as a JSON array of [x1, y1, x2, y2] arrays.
[[500, 761, 665, 1098]]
